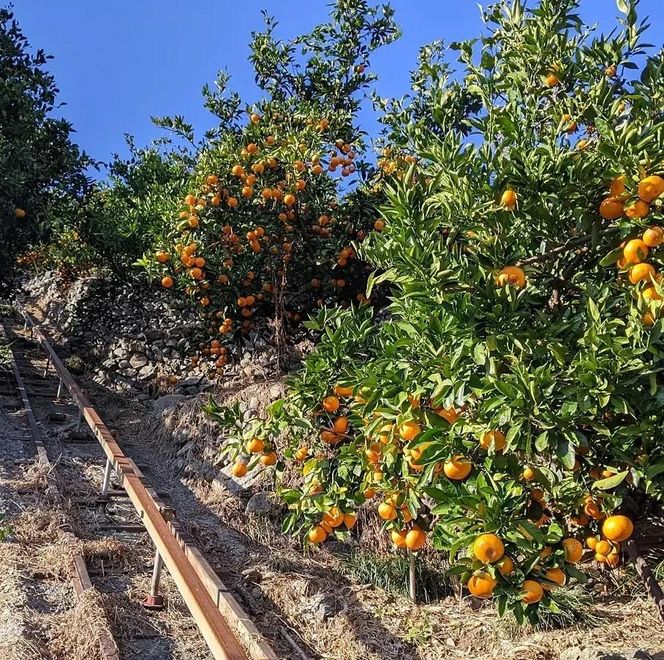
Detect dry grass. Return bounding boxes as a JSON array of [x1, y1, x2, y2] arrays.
[[49, 590, 115, 660]]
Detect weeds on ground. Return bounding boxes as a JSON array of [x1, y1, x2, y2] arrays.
[[341, 549, 452, 603]]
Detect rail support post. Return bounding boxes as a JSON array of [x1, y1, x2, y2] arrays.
[[143, 548, 165, 610], [43, 356, 51, 378], [56, 378, 64, 401], [100, 458, 113, 497]]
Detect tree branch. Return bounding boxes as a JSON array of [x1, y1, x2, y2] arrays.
[[516, 227, 620, 267], [625, 539, 664, 621]]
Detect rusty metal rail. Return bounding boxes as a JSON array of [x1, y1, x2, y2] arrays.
[[15, 305, 277, 660]]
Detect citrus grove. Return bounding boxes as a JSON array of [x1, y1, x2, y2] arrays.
[[7, 0, 664, 631], [205, 0, 664, 624], [139, 1, 398, 375]]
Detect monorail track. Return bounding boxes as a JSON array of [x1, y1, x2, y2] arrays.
[[0, 304, 276, 660]]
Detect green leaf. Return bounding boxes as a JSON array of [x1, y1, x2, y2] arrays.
[[593, 470, 628, 490]]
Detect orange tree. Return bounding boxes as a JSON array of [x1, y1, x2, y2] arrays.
[[0, 7, 89, 280], [140, 1, 397, 370], [207, 0, 664, 622]]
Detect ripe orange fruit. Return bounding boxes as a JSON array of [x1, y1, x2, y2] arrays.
[[322, 507, 344, 528], [467, 572, 497, 599], [320, 429, 339, 444], [629, 263, 656, 285], [295, 446, 309, 462], [561, 113, 577, 134], [391, 528, 407, 548], [522, 466, 537, 481], [308, 526, 327, 544], [595, 540, 612, 556], [545, 73, 560, 87], [261, 452, 277, 466], [595, 552, 608, 563], [623, 239, 649, 264], [333, 416, 349, 434], [161, 276, 174, 288], [522, 579, 544, 604], [562, 538, 583, 562], [584, 499, 604, 520], [322, 395, 340, 413], [184, 193, 196, 206], [374, 219, 385, 231], [284, 194, 296, 206], [247, 437, 265, 453], [498, 556, 514, 576], [500, 189, 517, 209], [643, 312, 657, 326], [156, 251, 169, 263], [542, 568, 566, 589], [231, 461, 248, 478], [495, 266, 526, 288], [14, 207, 26, 218], [586, 535, 599, 550], [343, 513, 357, 529], [206, 174, 219, 185], [602, 515, 634, 542], [606, 552, 620, 568], [638, 175, 664, 203], [479, 430, 506, 451], [643, 226, 664, 247], [246, 142, 258, 154], [443, 455, 472, 480], [435, 406, 459, 424], [378, 502, 397, 520], [642, 286, 662, 302], [399, 421, 421, 441], [405, 527, 426, 551], [625, 200, 650, 220], [473, 533, 505, 563], [599, 197, 624, 220], [610, 175, 626, 197], [231, 165, 244, 177], [334, 384, 353, 397], [250, 113, 260, 124], [242, 186, 253, 198]]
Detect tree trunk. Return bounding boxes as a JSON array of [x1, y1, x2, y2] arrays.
[[408, 552, 417, 602], [625, 539, 664, 621]]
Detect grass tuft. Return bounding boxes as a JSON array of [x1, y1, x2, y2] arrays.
[[341, 549, 452, 603]]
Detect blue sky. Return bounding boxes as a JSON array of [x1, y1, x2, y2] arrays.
[[12, 0, 664, 170]]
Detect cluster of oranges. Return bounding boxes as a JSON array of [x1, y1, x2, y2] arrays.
[[599, 174, 664, 325], [285, 380, 639, 609], [230, 436, 278, 477], [585, 515, 634, 567]]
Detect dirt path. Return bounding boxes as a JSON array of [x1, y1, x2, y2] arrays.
[[0, 313, 212, 659]]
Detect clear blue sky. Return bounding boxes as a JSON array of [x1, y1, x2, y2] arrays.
[[12, 1, 664, 170]]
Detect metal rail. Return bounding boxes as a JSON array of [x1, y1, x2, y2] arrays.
[[15, 305, 277, 660]]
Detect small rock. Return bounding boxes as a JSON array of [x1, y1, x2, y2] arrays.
[[245, 492, 281, 516], [305, 592, 347, 622], [129, 353, 148, 369], [241, 567, 263, 583], [153, 394, 186, 415], [559, 649, 646, 660], [138, 365, 157, 380]]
